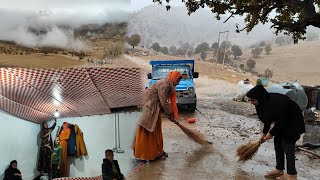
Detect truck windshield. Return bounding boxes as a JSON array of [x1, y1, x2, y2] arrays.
[[152, 65, 190, 79]]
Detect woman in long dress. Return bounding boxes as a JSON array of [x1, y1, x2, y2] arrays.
[[133, 70, 182, 161], [38, 120, 56, 173], [59, 122, 70, 177]]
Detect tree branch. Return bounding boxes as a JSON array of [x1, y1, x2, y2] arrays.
[[271, 14, 320, 32], [223, 12, 235, 23], [235, 23, 248, 33]]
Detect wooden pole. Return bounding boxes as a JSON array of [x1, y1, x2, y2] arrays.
[[297, 147, 320, 158], [222, 31, 229, 70]]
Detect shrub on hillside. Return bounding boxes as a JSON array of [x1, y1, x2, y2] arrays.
[[246, 59, 256, 71], [200, 51, 206, 60], [265, 44, 272, 54]]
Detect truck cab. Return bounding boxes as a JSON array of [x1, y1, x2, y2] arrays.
[[146, 60, 199, 112]]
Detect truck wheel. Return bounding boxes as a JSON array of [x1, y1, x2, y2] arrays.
[[188, 103, 196, 112]]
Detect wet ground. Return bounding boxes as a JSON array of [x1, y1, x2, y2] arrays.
[[127, 78, 320, 180], [124, 56, 320, 180]]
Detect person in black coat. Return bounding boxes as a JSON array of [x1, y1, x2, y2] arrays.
[[38, 120, 56, 173], [3, 160, 22, 180], [246, 85, 305, 180], [102, 149, 125, 180]]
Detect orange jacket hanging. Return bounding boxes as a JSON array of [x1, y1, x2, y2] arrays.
[[59, 122, 70, 177], [75, 124, 87, 157]]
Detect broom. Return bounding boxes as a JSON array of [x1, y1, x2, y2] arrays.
[[170, 119, 209, 145], [236, 140, 265, 163]]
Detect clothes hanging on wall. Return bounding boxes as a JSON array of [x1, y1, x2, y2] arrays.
[[75, 124, 87, 157], [67, 124, 77, 156]]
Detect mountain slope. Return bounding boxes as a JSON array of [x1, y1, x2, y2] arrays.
[[128, 5, 277, 48]]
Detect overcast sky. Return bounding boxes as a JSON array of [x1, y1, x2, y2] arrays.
[[130, 0, 184, 11], [1, 0, 129, 9]]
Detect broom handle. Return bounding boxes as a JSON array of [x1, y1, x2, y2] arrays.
[[170, 119, 179, 125], [169, 119, 212, 144], [259, 140, 266, 144]]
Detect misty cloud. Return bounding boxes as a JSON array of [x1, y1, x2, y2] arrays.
[[0, 0, 129, 50], [131, 0, 183, 11]]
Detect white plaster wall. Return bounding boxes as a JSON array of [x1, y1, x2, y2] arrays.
[[50, 111, 141, 178], [0, 110, 41, 180]]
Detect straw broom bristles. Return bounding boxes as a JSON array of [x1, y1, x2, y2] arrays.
[[172, 120, 209, 145], [236, 140, 264, 163]]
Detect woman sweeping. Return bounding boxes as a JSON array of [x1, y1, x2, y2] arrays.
[[59, 122, 71, 177], [133, 70, 182, 161], [38, 119, 56, 173], [246, 85, 305, 180]]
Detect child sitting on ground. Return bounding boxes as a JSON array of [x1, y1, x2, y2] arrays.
[[102, 149, 125, 180]]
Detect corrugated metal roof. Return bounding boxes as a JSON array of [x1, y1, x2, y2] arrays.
[[0, 67, 143, 123]]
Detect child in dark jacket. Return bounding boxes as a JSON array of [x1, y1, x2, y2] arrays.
[[102, 149, 125, 180]]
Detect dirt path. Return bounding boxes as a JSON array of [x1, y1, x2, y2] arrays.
[[123, 55, 151, 70], [124, 55, 320, 180]]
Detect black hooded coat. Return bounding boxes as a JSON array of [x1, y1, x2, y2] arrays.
[[246, 85, 305, 142], [3, 161, 22, 180]]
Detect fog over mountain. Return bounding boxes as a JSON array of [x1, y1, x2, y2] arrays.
[[0, 0, 129, 50], [128, 5, 320, 48]]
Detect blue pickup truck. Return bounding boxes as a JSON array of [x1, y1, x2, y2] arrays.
[[146, 60, 199, 112]]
